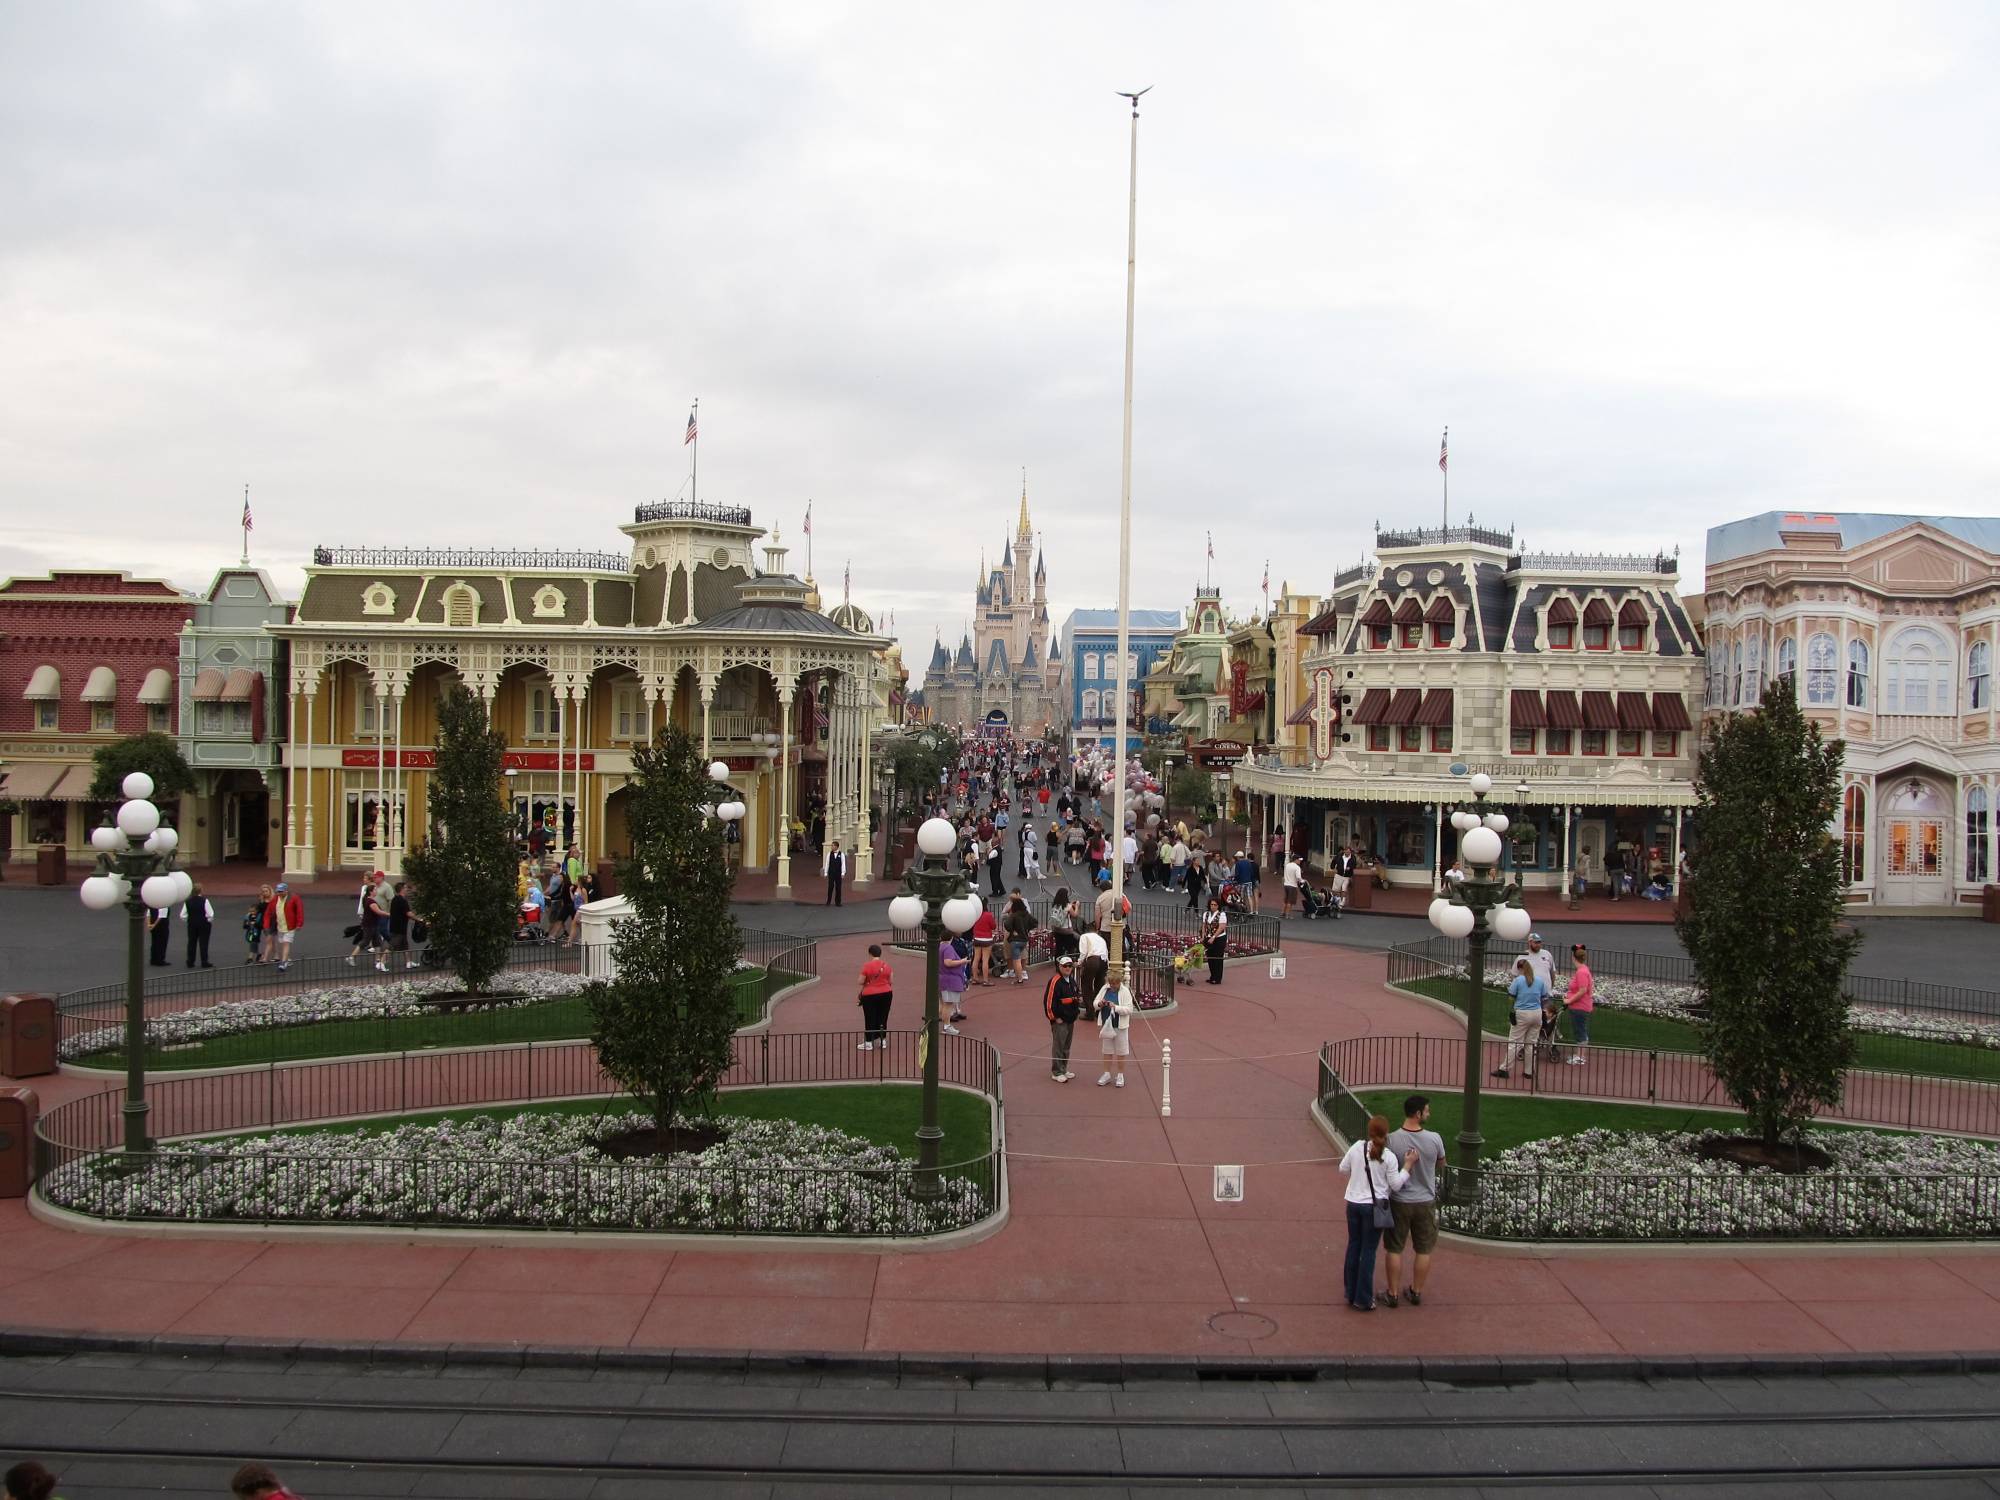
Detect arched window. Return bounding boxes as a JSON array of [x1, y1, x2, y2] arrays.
[[1970, 641, 1991, 711], [1967, 785, 1990, 882], [1617, 599, 1648, 651], [1842, 784, 1867, 886], [1847, 639, 1870, 708], [1775, 636, 1798, 692], [1730, 641, 1743, 705], [1743, 633, 1763, 705], [1081, 689, 1099, 721], [443, 583, 478, 628], [1705, 646, 1721, 706], [1886, 626, 1953, 714], [1805, 633, 1838, 705]]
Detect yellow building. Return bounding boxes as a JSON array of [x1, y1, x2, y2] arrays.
[[275, 501, 885, 892]]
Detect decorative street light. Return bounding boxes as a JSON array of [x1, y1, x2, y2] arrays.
[[706, 759, 747, 867], [1427, 772, 1534, 1186], [77, 771, 189, 1155], [887, 815, 978, 1201]]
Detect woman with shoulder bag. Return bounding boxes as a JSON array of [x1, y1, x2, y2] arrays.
[[1339, 1115, 1417, 1311]]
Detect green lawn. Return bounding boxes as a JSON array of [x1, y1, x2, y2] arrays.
[[1399, 975, 2000, 1085], [76, 967, 777, 1072], [241, 1084, 995, 1166]]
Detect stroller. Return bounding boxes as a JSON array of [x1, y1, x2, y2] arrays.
[[1298, 883, 1340, 920], [1534, 1000, 1570, 1071], [1217, 880, 1253, 915], [515, 900, 554, 945]]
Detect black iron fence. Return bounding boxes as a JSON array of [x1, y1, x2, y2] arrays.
[[1317, 1034, 2000, 1240], [36, 1028, 1001, 1238]]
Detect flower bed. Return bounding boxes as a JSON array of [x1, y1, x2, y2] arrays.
[[39, 1109, 992, 1236], [1445, 1125, 2000, 1240], [61, 971, 595, 1061]]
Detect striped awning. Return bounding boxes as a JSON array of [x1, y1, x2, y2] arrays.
[[1360, 599, 1391, 625], [1651, 694, 1694, 732], [1349, 688, 1391, 725], [1582, 598, 1614, 626], [1384, 688, 1424, 725], [221, 668, 258, 701], [1581, 691, 1618, 730], [1510, 689, 1547, 728], [1284, 701, 1313, 726], [1424, 595, 1456, 623], [46, 765, 97, 801], [1545, 690, 1583, 728], [193, 668, 226, 701], [1299, 606, 1343, 637], [0, 762, 64, 799], [1616, 692, 1654, 731], [1547, 598, 1576, 625], [1414, 689, 1454, 726]]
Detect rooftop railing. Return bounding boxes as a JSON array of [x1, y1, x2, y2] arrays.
[[632, 499, 755, 526], [1515, 551, 1678, 575], [311, 546, 630, 572], [1376, 524, 1515, 550]]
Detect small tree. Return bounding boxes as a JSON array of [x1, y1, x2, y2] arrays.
[[89, 733, 196, 803], [1168, 764, 1215, 824], [1679, 683, 1860, 1147], [403, 686, 517, 995], [587, 725, 743, 1147]]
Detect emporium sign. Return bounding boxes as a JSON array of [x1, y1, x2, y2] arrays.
[[342, 750, 598, 771]]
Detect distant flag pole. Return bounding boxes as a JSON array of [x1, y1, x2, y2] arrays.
[[1439, 425, 1449, 531], [1206, 530, 1214, 590], [1262, 558, 1269, 617], [843, 558, 850, 605], [804, 499, 813, 581], [240, 484, 253, 565], [685, 399, 699, 508]]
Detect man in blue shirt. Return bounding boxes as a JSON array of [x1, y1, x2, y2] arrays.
[[1232, 850, 1260, 913]]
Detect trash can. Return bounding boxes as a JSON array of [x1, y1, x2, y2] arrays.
[[594, 859, 618, 901], [34, 844, 65, 886], [0, 1087, 38, 1198], [0, 993, 57, 1078], [1984, 884, 2000, 924], [1345, 876, 1373, 912]]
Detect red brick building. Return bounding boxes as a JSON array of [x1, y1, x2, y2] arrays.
[[0, 572, 194, 864]]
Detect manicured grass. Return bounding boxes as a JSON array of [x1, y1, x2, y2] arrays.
[[1352, 1089, 1914, 1158], [76, 968, 776, 1072], [1399, 976, 2000, 1085], [244, 1084, 996, 1165]]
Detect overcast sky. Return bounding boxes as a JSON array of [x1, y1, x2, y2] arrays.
[[4, 2, 1996, 662]]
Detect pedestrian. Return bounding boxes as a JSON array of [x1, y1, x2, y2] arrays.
[[1184, 848, 1206, 910], [970, 900, 999, 984], [857, 943, 893, 1050], [1232, 849, 1260, 914], [824, 839, 846, 906], [245, 886, 271, 964], [1281, 853, 1303, 918], [182, 883, 215, 968], [1043, 954, 1082, 1082], [1383, 1094, 1446, 1308], [347, 876, 387, 968], [1076, 924, 1109, 1003], [1201, 896, 1228, 984], [264, 882, 303, 971], [1120, 828, 1138, 887], [144, 898, 171, 965], [1340, 1115, 1415, 1312], [3, 1459, 59, 1500], [985, 838, 1005, 898], [1022, 824, 1042, 882], [1491, 956, 1550, 1079], [938, 930, 970, 1031], [1003, 889, 1036, 984], [1522, 932, 1556, 996], [1332, 844, 1357, 907], [1047, 885, 1079, 960], [1169, 835, 1189, 890], [1093, 968, 1134, 1087], [1563, 942, 1595, 1065], [388, 881, 416, 969], [230, 1462, 305, 1499], [1093, 872, 1129, 934]]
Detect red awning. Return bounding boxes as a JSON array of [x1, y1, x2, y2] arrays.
[[1582, 598, 1614, 626], [1392, 596, 1423, 624], [1616, 692, 1654, 731], [1581, 691, 1618, 729], [1545, 690, 1583, 728], [1618, 598, 1648, 625], [1384, 687, 1424, 725], [1547, 598, 1577, 625], [1414, 688, 1454, 726], [1651, 693, 1694, 731], [1360, 599, 1392, 625], [1424, 595, 1455, 623], [1350, 688, 1391, 724], [1299, 606, 1343, 637], [1284, 701, 1313, 726], [1510, 689, 1548, 728]]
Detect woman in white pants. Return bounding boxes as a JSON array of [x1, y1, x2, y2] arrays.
[[1094, 973, 1135, 1087]]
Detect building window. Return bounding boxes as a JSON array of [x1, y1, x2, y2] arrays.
[[1730, 642, 1743, 705], [1431, 619, 1454, 648], [613, 683, 643, 741], [1581, 729, 1607, 756], [1081, 689, 1099, 721], [341, 777, 405, 854], [1743, 632, 1763, 704], [92, 704, 116, 732], [1847, 639, 1870, 707], [1583, 621, 1609, 650], [1398, 622, 1422, 648], [361, 582, 397, 616], [1842, 785, 1867, 884], [199, 702, 227, 735], [1367, 725, 1391, 751], [1885, 626, 1952, 714], [1617, 602, 1647, 651], [1510, 727, 1536, 754], [444, 583, 479, 627], [1398, 725, 1422, 752], [531, 585, 567, 618], [1970, 642, 1990, 711], [1084, 654, 1099, 679], [527, 677, 562, 740], [1369, 624, 1392, 650], [1616, 729, 1643, 757], [1549, 620, 1574, 650], [1805, 633, 1838, 705], [1430, 726, 1453, 752], [1652, 731, 1679, 757], [35, 702, 58, 731], [1967, 785, 1990, 882], [1545, 728, 1572, 755], [147, 705, 170, 733], [1775, 636, 1798, 693]]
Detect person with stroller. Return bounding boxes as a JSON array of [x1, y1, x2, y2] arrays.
[[1491, 955, 1551, 1079], [244, 887, 271, 963]]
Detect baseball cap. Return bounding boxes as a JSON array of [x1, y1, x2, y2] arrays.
[[1528, 932, 1542, 942], [1058, 955, 1074, 966], [275, 882, 287, 891]]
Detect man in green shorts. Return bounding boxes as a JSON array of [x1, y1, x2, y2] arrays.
[[1383, 1094, 1445, 1308]]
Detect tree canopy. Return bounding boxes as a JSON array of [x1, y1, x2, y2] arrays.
[[403, 685, 517, 995], [88, 733, 196, 803]]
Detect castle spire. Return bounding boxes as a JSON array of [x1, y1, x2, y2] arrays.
[[1017, 468, 1031, 538]]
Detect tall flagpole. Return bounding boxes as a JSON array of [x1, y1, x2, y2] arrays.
[[691, 398, 700, 508], [1440, 424, 1449, 532], [1109, 85, 1149, 986], [240, 483, 251, 565]]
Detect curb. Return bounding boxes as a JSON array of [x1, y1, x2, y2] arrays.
[[1, 1325, 1994, 1382]]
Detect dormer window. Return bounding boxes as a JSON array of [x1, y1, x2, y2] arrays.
[[1617, 599, 1647, 652], [444, 583, 479, 627], [1425, 596, 1455, 648], [1582, 598, 1613, 650], [361, 582, 397, 616], [1360, 598, 1391, 649], [1393, 597, 1423, 648], [532, 585, 567, 619], [1547, 598, 1576, 649]]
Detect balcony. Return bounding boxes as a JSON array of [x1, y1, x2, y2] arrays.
[[709, 711, 776, 742], [1874, 714, 1964, 746]]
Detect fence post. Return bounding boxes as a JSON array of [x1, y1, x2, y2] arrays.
[[267, 1061, 276, 1129], [761, 1031, 770, 1085], [1647, 1050, 1658, 1102], [1907, 1070, 1917, 1129]]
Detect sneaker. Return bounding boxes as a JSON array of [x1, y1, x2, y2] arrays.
[[1098, 1072, 1113, 1086], [858, 1041, 874, 1051], [1406, 1289, 1423, 1307], [375, 961, 388, 972], [345, 955, 356, 967], [276, 961, 289, 972], [1115, 1074, 1125, 1088], [949, 1012, 966, 1024], [1382, 1290, 1398, 1308], [1490, 1068, 1509, 1078], [1061, 1071, 1075, 1081], [942, 1023, 959, 1035]]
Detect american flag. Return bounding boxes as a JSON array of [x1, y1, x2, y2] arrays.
[[1206, 531, 1214, 561], [813, 690, 829, 736], [1439, 426, 1449, 472], [804, 500, 812, 535], [241, 486, 253, 533], [685, 408, 698, 445]]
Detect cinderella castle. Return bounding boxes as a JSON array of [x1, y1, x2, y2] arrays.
[[921, 486, 1064, 736]]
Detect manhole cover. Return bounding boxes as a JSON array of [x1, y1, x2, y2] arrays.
[[1207, 1310, 1278, 1339]]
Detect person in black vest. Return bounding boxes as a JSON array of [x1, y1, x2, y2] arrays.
[[825, 840, 846, 906], [183, 884, 215, 968], [147, 901, 171, 965]]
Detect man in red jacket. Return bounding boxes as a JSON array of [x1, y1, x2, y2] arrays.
[[1042, 955, 1082, 1083], [263, 882, 306, 972]]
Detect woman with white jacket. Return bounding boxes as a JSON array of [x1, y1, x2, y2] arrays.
[[1340, 1115, 1418, 1311], [1093, 974, 1135, 1087]]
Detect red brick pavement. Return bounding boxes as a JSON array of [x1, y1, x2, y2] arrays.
[[3, 934, 1999, 1360]]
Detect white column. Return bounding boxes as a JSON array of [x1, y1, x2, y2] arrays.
[[854, 679, 874, 884], [700, 678, 715, 759], [302, 681, 318, 874], [387, 687, 406, 874], [574, 681, 588, 860], [776, 684, 794, 893], [373, 672, 386, 869], [285, 686, 301, 850]]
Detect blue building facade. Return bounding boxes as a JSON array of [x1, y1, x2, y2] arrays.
[[1057, 607, 1182, 752]]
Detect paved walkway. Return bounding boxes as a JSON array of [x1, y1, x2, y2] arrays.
[[5, 935, 2000, 1362]]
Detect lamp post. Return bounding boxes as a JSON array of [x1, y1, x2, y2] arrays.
[[705, 759, 747, 870], [77, 771, 190, 1156], [888, 816, 978, 1201], [1426, 772, 1533, 1186]]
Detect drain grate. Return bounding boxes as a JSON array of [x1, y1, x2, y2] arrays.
[[1205, 1310, 1279, 1340]]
